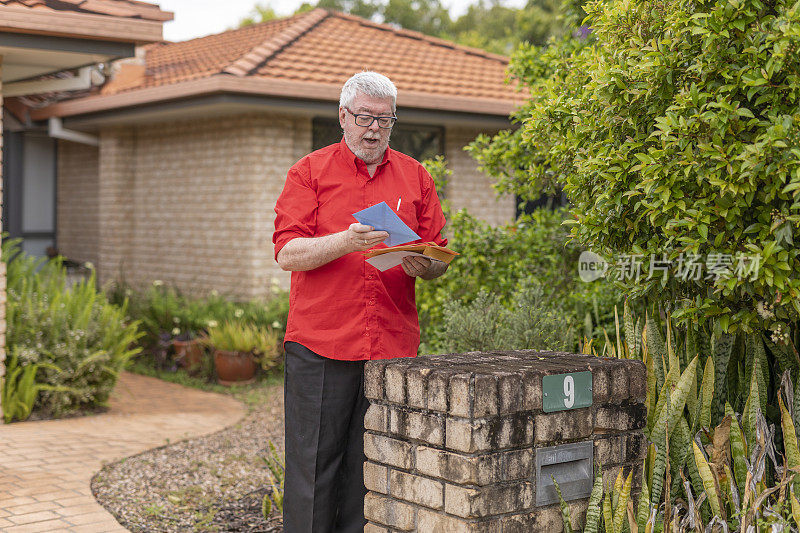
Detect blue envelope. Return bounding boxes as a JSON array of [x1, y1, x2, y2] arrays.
[[352, 201, 420, 247]]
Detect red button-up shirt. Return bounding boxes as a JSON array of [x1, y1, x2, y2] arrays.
[[273, 139, 447, 361]]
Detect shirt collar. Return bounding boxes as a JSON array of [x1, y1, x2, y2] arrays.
[[338, 137, 392, 174]]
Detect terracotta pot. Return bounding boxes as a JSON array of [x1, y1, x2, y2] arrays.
[[173, 339, 203, 373], [214, 349, 257, 385]]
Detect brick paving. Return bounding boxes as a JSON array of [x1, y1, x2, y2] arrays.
[[0, 372, 246, 532]]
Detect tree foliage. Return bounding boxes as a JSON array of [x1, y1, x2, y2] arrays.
[[471, 0, 800, 339], [311, 0, 382, 18], [383, 0, 452, 36], [238, 0, 568, 53], [443, 0, 565, 54], [238, 2, 280, 26]]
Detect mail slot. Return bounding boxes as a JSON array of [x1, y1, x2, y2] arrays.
[[535, 440, 594, 506]]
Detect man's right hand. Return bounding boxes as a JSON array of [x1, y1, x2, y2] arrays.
[[343, 223, 389, 252]]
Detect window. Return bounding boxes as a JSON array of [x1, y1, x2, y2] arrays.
[[1, 130, 57, 258]]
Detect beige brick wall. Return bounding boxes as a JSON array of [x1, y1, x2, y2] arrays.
[[0, 55, 6, 413], [57, 116, 508, 301], [98, 126, 135, 290], [57, 140, 100, 266], [92, 113, 310, 299], [445, 126, 516, 227]]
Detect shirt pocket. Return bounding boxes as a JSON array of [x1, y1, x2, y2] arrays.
[[396, 203, 419, 234]]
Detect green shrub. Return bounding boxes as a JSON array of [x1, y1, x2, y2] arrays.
[[470, 0, 800, 340], [440, 283, 575, 353], [202, 321, 254, 353], [462, 0, 800, 519], [4, 238, 142, 419], [109, 281, 289, 341], [107, 281, 289, 375], [415, 206, 620, 354], [1, 354, 72, 423], [469, 0, 800, 479], [109, 282, 193, 345]]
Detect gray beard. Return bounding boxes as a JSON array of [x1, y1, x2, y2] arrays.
[[344, 131, 391, 165]]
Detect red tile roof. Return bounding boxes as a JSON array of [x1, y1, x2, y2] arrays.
[[101, 8, 519, 105], [18, 8, 524, 119], [0, 0, 172, 21], [119, 16, 304, 92]]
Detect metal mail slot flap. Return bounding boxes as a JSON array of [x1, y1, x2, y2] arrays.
[[535, 440, 594, 506]]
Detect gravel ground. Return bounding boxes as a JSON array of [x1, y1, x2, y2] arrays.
[[92, 382, 285, 533]]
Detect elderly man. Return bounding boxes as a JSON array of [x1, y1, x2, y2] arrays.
[[273, 71, 448, 532]]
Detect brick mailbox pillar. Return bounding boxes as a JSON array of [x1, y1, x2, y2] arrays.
[[362, 350, 647, 532]]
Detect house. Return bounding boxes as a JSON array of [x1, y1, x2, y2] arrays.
[[4, 8, 523, 301], [0, 0, 171, 414]]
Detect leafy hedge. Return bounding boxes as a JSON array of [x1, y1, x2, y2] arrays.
[[465, 0, 800, 525], [470, 0, 800, 340]]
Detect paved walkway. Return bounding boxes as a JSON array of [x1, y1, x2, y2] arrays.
[[0, 372, 246, 532]]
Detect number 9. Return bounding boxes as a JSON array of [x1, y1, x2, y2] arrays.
[[563, 375, 575, 408]]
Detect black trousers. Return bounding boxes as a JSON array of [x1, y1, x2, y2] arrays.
[[283, 341, 369, 533]]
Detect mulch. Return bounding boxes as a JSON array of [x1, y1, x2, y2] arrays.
[[210, 488, 283, 532], [92, 380, 286, 533]]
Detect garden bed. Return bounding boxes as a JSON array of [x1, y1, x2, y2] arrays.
[[91, 380, 285, 533]]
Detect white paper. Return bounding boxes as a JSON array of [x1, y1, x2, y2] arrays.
[[366, 251, 443, 272]]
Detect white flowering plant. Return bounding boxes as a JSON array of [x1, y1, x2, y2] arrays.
[[3, 237, 143, 420]]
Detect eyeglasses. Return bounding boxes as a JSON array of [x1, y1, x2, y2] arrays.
[[345, 108, 397, 129]]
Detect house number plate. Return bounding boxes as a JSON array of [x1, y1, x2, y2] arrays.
[[542, 371, 592, 413]]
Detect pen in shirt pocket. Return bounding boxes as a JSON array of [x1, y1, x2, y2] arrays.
[[396, 197, 402, 211]]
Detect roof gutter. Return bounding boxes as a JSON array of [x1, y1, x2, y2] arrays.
[[4, 66, 104, 98], [48, 116, 98, 146], [31, 76, 521, 121], [0, 5, 168, 44]]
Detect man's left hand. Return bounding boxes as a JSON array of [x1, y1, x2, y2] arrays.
[[402, 256, 432, 277]]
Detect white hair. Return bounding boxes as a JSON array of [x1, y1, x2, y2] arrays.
[[339, 71, 397, 112]]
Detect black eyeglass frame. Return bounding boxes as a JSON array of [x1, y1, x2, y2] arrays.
[[344, 107, 398, 129]]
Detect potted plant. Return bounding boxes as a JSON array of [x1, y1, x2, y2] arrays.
[[202, 321, 260, 385], [171, 301, 213, 374], [172, 331, 204, 374]]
